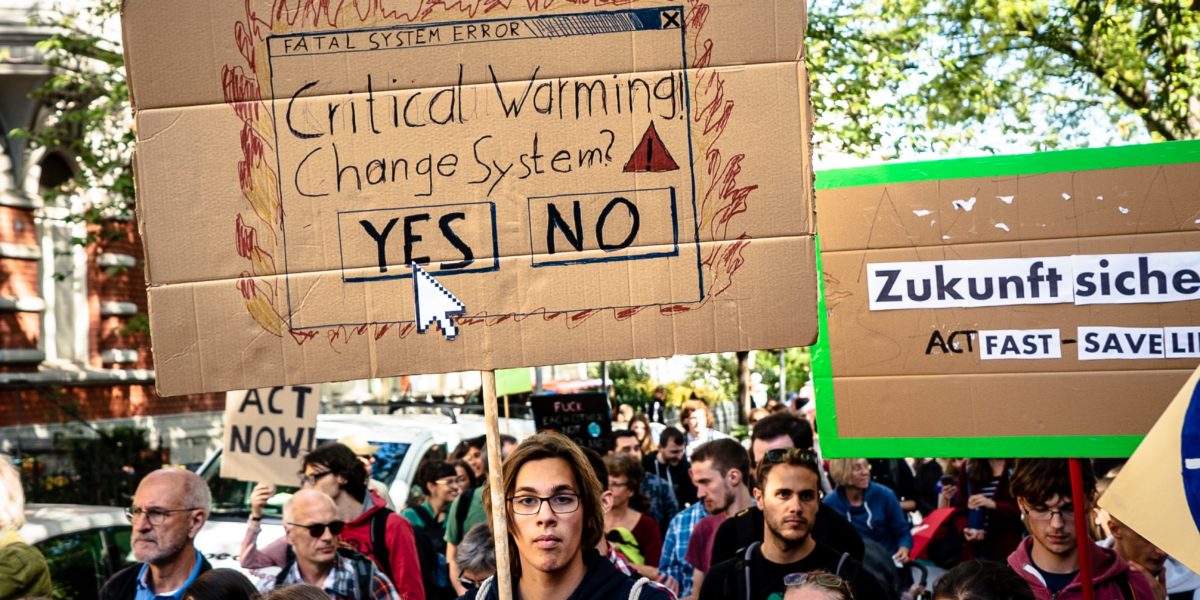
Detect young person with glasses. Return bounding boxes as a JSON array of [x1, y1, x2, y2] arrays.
[[698, 449, 885, 600], [1006, 459, 1153, 600], [462, 432, 672, 600], [250, 489, 399, 600], [240, 443, 426, 600], [102, 469, 212, 600]]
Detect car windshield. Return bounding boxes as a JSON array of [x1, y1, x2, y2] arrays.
[[202, 441, 410, 516]]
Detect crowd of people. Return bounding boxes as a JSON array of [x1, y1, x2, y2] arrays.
[[2, 394, 1198, 600]]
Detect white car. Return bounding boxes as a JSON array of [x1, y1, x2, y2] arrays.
[[20, 504, 133, 600], [194, 410, 534, 568]]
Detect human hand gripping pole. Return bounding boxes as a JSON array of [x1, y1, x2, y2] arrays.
[[412, 262, 466, 340]]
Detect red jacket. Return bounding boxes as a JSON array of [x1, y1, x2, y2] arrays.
[[342, 492, 425, 600], [1007, 537, 1153, 600], [241, 491, 425, 600]]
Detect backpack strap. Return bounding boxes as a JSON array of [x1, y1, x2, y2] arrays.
[[275, 545, 297, 586], [477, 575, 495, 599], [834, 552, 850, 578], [370, 507, 394, 581], [338, 547, 376, 599], [628, 577, 651, 600], [413, 503, 437, 529], [456, 487, 475, 535], [724, 541, 759, 600]]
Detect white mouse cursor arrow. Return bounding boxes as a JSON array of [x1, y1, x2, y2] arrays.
[[412, 262, 466, 340]]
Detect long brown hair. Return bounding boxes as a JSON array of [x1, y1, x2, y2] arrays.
[[483, 432, 606, 576]]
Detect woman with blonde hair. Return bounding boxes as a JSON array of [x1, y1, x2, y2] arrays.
[[0, 455, 52, 599]]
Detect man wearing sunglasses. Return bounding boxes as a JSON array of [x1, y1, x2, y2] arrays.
[[1006, 459, 1153, 600], [100, 469, 212, 600], [241, 443, 426, 600], [462, 432, 672, 600], [254, 489, 399, 600], [698, 449, 885, 600]]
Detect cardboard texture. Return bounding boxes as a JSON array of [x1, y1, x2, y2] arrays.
[[122, 0, 817, 396], [221, 385, 319, 485], [813, 142, 1200, 457], [1099, 365, 1200, 574]]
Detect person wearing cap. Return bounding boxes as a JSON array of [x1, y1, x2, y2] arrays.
[[340, 435, 396, 510]]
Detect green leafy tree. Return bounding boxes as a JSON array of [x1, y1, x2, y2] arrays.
[[17, 0, 131, 217], [25, 425, 159, 506], [809, 0, 1200, 158], [756, 348, 812, 402], [590, 360, 654, 409], [686, 353, 740, 402]]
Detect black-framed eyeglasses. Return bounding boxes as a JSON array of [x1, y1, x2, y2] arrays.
[[508, 493, 581, 515], [762, 448, 819, 467], [298, 470, 334, 486], [287, 520, 345, 537], [783, 571, 852, 594], [125, 506, 201, 526], [1023, 502, 1075, 522]]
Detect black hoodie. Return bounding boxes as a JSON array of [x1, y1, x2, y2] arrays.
[[461, 549, 672, 600]]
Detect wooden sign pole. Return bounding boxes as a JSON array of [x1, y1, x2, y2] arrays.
[[482, 370, 514, 600]]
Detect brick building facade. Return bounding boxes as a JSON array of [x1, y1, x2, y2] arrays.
[[1, 3, 223, 465]]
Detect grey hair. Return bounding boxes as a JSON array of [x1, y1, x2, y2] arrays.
[[283, 489, 336, 522], [176, 469, 212, 518], [263, 584, 328, 600], [0, 455, 25, 530], [142, 468, 211, 519], [455, 524, 496, 573]]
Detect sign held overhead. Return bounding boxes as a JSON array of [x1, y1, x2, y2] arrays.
[[123, 0, 818, 396], [813, 141, 1200, 457]]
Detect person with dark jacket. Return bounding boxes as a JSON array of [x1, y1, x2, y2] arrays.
[[462, 432, 671, 600], [699, 449, 885, 600], [710, 412, 865, 567], [642, 428, 697, 508], [101, 468, 214, 600]]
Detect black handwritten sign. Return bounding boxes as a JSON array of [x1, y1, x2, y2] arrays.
[[221, 386, 318, 485], [530, 392, 612, 454]]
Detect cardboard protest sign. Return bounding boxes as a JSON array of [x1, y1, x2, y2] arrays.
[[221, 385, 318, 485], [1099, 364, 1200, 573], [531, 392, 612, 454], [812, 141, 1200, 457], [121, 0, 817, 396]]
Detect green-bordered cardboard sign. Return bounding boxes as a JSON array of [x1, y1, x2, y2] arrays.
[[813, 141, 1200, 458]]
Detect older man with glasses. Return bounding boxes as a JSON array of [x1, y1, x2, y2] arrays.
[[101, 469, 212, 600], [250, 489, 399, 600]]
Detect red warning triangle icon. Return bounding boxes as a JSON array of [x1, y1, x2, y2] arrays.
[[623, 122, 679, 173]]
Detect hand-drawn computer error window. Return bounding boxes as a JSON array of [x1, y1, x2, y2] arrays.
[[266, 7, 701, 330]]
